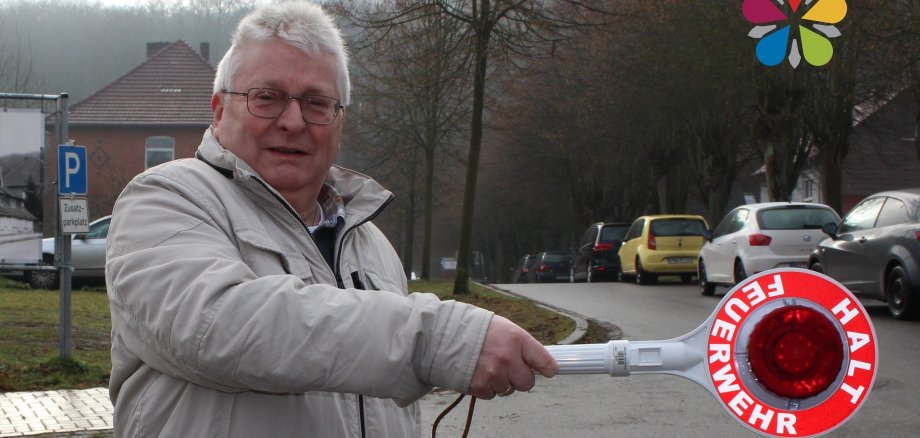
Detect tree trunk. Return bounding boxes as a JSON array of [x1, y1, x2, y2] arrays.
[[403, 187, 416, 278], [820, 148, 846, 215], [421, 146, 434, 279], [402, 147, 418, 278], [915, 107, 920, 162], [453, 15, 490, 295]]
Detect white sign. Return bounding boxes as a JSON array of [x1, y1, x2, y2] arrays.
[[441, 257, 457, 270], [0, 108, 43, 156], [59, 198, 90, 234]]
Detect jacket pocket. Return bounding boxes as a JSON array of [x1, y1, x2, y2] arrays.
[[235, 226, 314, 282]]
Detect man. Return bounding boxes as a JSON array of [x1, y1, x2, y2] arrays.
[[105, 1, 558, 436]]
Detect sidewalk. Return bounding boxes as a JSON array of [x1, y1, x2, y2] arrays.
[[0, 388, 112, 437]]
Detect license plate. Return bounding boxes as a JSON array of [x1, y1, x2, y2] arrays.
[[788, 262, 808, 268], [668, 257, 692, 264]]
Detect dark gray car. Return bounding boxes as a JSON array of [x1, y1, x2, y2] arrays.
[[809, 188, 920, 319], [527, 251, 574, 283], [570, 222, 630, 283]]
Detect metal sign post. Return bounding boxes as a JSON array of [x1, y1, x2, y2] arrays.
[[54, 95, 74, 360]]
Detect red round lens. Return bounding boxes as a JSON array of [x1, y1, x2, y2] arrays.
[[747, 305, 843, 399]]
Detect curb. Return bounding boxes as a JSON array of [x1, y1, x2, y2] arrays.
[[474, 282, 588, 345]]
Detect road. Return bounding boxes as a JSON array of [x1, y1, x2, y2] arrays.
[[419, 278, 920, 437]]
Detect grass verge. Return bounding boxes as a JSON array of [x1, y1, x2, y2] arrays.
[[0, 278, 111, 391], [0, 278, 610, 391]]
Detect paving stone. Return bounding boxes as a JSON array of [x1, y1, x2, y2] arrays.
[[0, 389, 112, 438]]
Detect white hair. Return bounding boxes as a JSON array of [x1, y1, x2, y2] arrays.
[[213, 1, 351, 105]]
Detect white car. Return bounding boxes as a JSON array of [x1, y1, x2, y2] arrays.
[[26, 215, 111, 289], [698, 202, 840, 295]]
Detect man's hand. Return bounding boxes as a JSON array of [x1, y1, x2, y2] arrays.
[[468, 315, 560, 399]]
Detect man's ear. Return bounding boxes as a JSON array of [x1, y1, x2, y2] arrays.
[[211, 93, 224, 130]]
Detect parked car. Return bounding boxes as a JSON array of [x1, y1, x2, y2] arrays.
[[511, 254, 535, 283], [570, 222, 630, 282], [809, 188, 920, 320], [26, 215, 111, 289], [618, 215, 709, 285], [527, 251, 574, 283], [698, 202, 841, 295]]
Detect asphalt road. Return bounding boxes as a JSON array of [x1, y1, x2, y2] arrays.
[[419, 277, 920, 437]]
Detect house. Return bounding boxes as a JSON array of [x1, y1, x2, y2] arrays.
[[44, 41, 215, 234], [841, 89, 920, 211], [0, 186, 36, 236]]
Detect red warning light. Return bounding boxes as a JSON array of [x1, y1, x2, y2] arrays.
[[747, 306, 843, 399]]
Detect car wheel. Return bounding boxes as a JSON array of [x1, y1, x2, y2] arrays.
[[699, 260, 716, 296], [887, 265, 918, 320], [27, 255, 58, 290], [636, 258, 655, 285], [733, 259, 748, 284], [586, 262, 593, 283], [810, 261, 824, 273]]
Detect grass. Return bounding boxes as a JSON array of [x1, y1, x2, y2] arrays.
[[0, 277, 603, 392], [0, 278, 111, 391]]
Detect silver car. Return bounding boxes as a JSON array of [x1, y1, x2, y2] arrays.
[[809, 188, 920, 319], [26, 215, 110, 289]]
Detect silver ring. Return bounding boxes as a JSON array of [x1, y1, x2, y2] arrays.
[[498, 386, 514, 397]]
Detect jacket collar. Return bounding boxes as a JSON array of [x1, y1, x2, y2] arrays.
[[196, 128, 394, 226]]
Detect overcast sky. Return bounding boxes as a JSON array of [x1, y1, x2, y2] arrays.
[[2, 0, 273, 8]]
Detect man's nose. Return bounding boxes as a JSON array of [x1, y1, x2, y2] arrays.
[[276, 98, 308, 130]]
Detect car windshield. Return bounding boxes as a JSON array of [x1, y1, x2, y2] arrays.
[[600, 226, 628, 243], [650, 219, 707, 236], [758, 207, 839, 230]]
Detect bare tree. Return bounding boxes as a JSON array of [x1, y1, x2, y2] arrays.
[[806, 0, 901, 213], [752, 66, 815, 202], [0, 21, 36, 92], [437, 0, 612, 294], [339, 0, 612, 294], [342, 1, 473, 279]]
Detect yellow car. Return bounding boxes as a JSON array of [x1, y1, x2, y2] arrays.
[[618, 214, 710, 285]]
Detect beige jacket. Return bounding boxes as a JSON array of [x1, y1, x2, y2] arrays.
[[105, 130, 492, 437]]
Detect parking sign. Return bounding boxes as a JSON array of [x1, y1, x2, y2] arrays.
[[57, 145, 87, 195]]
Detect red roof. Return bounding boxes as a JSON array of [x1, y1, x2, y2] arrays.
[[69, 41, 215, 126]]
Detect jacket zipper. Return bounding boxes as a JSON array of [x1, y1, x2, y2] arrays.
[[251, 175, 391, 438]]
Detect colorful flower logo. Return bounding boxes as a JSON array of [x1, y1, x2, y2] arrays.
[[743, 0, 847, 68]]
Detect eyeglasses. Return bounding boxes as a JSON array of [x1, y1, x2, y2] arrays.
[[222, 88, 343, 125]]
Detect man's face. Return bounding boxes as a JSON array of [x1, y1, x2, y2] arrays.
[[212, 40, 344, 204]]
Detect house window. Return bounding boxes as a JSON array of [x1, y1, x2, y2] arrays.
[[145, 136, 175, 169]]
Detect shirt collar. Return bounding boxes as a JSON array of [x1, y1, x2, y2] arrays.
[[309, 183, 347, 233]]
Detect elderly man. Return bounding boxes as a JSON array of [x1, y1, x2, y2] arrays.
[[104, 1, 557, 436]]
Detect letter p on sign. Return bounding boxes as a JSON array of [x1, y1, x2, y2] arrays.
[[57, 145, 87, 195]]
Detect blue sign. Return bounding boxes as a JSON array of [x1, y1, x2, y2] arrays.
[[57, 145, 87, 195]]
